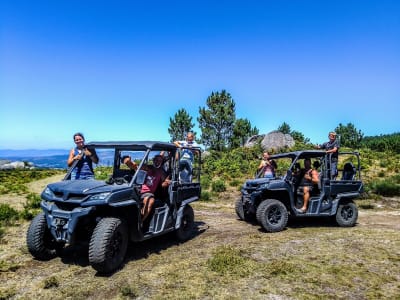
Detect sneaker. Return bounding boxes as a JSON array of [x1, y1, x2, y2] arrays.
[[296, 208, 306, 214]]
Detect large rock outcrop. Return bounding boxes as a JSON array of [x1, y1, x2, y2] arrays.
[[0, 160, 34, 170], [245, 131, 295, 152]]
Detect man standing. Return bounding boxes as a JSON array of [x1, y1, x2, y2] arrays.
[[174, 132, 199, 182], [317, 131, 339, 178]]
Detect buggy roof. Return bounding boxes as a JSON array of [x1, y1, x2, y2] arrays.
[[86, 141, 177, 151], [270, 150, 327, 160]]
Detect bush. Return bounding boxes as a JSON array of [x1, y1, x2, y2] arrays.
[[211, 179, 226, 193], [0, 204, 19, 224], [372, 179, 400, 197], [200, 191, 211, 201], [200, 176, 211, 190]]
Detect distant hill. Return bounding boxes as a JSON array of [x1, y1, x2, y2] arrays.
[[0, 149, 117, 169], [0, 149, 69, 158]]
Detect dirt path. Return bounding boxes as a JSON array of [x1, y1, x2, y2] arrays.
[[0, 174, 64, 210]]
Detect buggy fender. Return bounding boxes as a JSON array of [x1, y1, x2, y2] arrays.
[[175, 196, 198, 229]]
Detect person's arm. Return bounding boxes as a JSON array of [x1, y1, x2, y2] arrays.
[[325, 146, 338, 154], [174, 141, 182, 147], [161, 174, 171, 188], [67, 148, 82, 167], [85, 148, 99, 164]]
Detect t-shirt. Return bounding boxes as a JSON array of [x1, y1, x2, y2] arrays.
[[320, 139, 339, 160], [140, 167, 164, 194], [178, 140, 199, 162]]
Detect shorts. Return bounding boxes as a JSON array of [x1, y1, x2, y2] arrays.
[[141, 192, 154, 200]]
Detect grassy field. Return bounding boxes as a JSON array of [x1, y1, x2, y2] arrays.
[[0, 169, 399, 299]]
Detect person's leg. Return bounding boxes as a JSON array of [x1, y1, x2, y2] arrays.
[[142, 196, 155, 221], [331, 161, 338, 179], [301, 187, 310, 212], [179, 160, 192, 182]]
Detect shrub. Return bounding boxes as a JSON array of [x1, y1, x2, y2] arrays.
[[0, 204, 19, 224], [229, 179, 242, 187], [211, 179, 226, 193], [200, 191, 211, 201], [372, 179, 400, 197], [200, 176, 211, 190], [24, 193, 41, 209]]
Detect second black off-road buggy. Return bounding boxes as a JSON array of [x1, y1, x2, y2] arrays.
[[236, 150, 363, 232]]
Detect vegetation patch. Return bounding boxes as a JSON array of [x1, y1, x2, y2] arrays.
[[207, 245, 255, 277]]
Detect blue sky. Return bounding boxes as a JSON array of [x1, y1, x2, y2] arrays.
[[1, 0, 399, 149]]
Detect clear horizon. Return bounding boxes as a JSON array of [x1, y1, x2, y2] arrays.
[[1, 1, 399, 150]]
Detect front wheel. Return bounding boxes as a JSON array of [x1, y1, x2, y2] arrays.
[[335, 201, 358, 227], [176, 205, 194, 241], [89, 217, 128, 274], [256, 199, 288, 233], [26, 212, 64, 260], [235, 198, 245, 220]]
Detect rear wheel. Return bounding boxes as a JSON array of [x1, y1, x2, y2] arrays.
[[89, 217, 128, 274], [335, 201, 358, 227], [176, 205, 194, 241], [26, 212, 64, 260], [256, 199, 288, 232]]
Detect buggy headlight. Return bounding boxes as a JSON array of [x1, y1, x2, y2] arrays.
[[88, 192, 111, 201], [43, 187, 55, 198]]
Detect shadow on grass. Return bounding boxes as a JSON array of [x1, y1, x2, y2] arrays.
[[124, 220, 207, 262], [57, 220, 207, 275]]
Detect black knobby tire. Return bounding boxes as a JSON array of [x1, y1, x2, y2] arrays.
[[235, 198, 245, 220], [176, 205, 194, 242], [256, 199, 288, 233], [88, 217, 128, 273], [335, 201, 358, 227], [26, 212, 62, 260], [235, 197, 254, 222]]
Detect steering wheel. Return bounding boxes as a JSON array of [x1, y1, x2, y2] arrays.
[[114, 176, 129, 185]]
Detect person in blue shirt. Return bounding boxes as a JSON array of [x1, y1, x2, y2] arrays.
[[67, 132, 99, 180], [257, 152, 277, 178], [174, 132, 199, 182]]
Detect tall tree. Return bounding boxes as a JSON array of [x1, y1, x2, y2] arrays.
[[230, 118, 259, 148], [335, 123, 364, 148], [168, 108, 195, 142], [277, 122, 291, 134], [277, 122, 309, 144], [198, 90, 236, 151]]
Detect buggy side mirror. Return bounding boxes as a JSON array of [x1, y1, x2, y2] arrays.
[[135, 170, 147, 185]]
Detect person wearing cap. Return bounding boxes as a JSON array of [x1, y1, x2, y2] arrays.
[[316, 131, 339, 178], [121, 155, 170, 222]]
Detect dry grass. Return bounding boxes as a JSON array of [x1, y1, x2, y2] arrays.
[[0, 182, 399, 299]]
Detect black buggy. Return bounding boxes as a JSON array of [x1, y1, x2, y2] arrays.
[[26, 141, 201, 273], [236, 150, 364, 232]]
